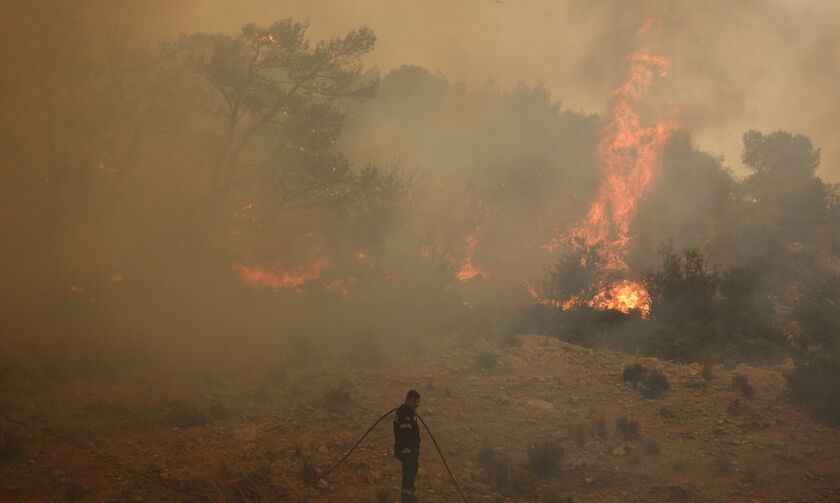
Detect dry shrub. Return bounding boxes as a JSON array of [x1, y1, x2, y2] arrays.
[[714, 452, 733, 475], [475, 351, 499, 371], [621, 364, 670, 397], [658, 406, 677, 419], [589, 411, 607, 438], [295, 448, 318, 484], [526, 440, 565, 477], [322, 383, 356, 413], [226, 466, 276, 503], [733, 374, 756, 399], [644, 439, 661, 456], [615, 417, 641, 441], [641, 370, 670, 398], [478, 441, 513, 487], [568, 422, 587, 445], [621, 364, 646, 384]]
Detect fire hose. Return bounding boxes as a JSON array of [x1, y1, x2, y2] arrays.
[[4, 407, 469, 502], [302, 407, 470, 503]]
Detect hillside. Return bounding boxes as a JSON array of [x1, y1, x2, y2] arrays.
[[2, 334, 839, 502]]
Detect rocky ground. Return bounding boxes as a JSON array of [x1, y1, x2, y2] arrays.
[[1, 333, 839, 502]]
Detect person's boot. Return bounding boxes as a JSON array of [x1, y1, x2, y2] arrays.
[[400, 488, 416, 503]]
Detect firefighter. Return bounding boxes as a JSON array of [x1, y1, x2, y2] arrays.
[[393, 389, 421, 502]]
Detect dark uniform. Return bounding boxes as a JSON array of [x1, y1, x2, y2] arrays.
[[393, 404, 420, 502]]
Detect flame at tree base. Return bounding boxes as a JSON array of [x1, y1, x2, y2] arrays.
[[588, 278, 651, 316]]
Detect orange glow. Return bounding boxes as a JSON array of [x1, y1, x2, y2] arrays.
[[568, 50, 677, 268], [108, 274, 124, 283], [547, 35, 677, 317], [522, 278, 562, 308], [588, 279, 651, 316], [325, 278, 357, 298], [457, 226, 490, 281], [232, 257, 331, 290]]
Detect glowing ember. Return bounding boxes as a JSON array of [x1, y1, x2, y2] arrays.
[[108, 274, 124, 283], [233, 257, 331, 290], [325, 278, 357, 298], [457, 226, 490, 281]]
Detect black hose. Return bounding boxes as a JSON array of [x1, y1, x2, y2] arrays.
[[300, 407, 398, 489], [417, 413, 470, 503]]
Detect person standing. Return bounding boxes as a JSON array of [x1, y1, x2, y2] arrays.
[[393, 390, 421, 502]]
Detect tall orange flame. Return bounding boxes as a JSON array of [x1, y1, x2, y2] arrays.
[[457, 226, 490, 281], [572, 51, 677, 269], [546, 41, 678, 316]]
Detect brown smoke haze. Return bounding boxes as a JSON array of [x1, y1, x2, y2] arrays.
[[7, 0, 837, 178], [4, 2, 840, 502]]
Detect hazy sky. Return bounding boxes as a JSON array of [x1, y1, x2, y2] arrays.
[[17, 0, 840, 180]]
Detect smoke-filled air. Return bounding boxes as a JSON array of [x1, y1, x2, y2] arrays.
[[2, 1, 840, 502]]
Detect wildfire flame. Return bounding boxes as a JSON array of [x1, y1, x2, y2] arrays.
[[232, 257, 331, 291], [457, 226, 490, 281], [546, 29, 678, 316]]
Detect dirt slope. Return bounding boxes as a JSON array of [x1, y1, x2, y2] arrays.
[[1, 334, 839, 502]]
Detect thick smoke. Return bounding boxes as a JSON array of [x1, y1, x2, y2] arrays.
[[1, 1, 838, 368]]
